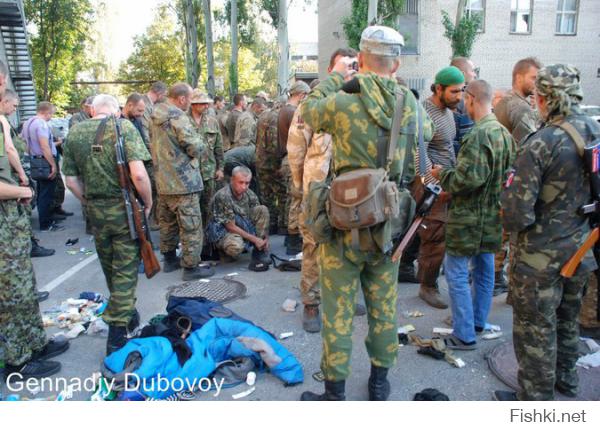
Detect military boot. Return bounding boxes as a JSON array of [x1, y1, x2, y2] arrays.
[[368, 365, 391, 401], [286, 234, 303, 255], [418, 284, 448, 309], [162, 250, 181, 273], [397, 263, 418, 283], [106, 326, 128, 356], [182, 264, 215, 281], [493, 271, 508, 296], [31, 238, 55, 258], [301, 380, 346, 401], [251, 246, 271, 265], [302, 304, 321, 333]]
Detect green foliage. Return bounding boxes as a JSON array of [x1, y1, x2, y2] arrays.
[[24, 0, 94, 111], [441, 10, 482, 59], [116, 5, 186, 96], [342, 0, 404, 50], [215, 0, 257, 46], [261, 0, 279, 28]]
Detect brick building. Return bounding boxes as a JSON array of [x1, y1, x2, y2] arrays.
[[318, 0, 600, 104]]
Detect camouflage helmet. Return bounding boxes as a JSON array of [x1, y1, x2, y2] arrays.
[[359, 25, 404, 57], [535, 64, 583, 119]]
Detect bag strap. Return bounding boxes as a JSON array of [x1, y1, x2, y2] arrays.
[[555, 120, 586, 157], [386, 91, 405, 173], [93, 117, 110, 149]]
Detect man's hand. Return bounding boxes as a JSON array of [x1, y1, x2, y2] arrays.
[[214, 169, 224, 181], [48, 162, 57, 180], [430, 165, 442, 180], [253, 237, 268, 251], [18, 173, 29, 187], [332, 56, 358, 80], [17, 186, 33, 205]]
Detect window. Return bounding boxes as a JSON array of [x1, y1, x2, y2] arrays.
[[465, 0, 485, 33], [397, 0, 419, 55], [556, 0, 578, 35], [510, 0, 532, 33]]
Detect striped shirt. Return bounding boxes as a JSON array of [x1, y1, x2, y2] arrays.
[[424, 98, 457, 169]]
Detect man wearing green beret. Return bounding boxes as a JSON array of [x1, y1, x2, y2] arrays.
[[413, 66, 464, 310]]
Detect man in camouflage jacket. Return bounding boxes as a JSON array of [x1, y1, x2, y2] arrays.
[[432, 80, 515, 351], [495, 65, 600, 401]]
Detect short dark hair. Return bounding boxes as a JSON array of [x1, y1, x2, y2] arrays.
[[126, 92, 144, 105], [150, 81, 167, 95], [233, 94, 245, 106], [328, 48, 357, 70], [214, 95, 224, 103], [168, 82, 192, 99], [512, 57, 542, 84]]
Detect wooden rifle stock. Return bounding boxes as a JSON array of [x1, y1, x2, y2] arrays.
[[392, 216, 423, 263], [560, 227, 599, 278]]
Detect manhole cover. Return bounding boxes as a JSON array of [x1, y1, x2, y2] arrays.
[[165, 277, 247, 304]]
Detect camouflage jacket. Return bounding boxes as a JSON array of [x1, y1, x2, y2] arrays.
[[62, 117, 151, 200], [209, 183, 260, 227], [0, 126, 16, 185], [140, 94, 153, 146], [225, 109, 243, 147], [255, 108, 281, 172], [301, 71, 433, 252], [439, 114, 516, 256], [217, 110, 231, 152], [501, 108, 600, 275], [150, 101, 206, 195], [189, 112, 224, 181], [233, 110, 258, 148], [494, 90, 539, 145], [68, 110, 90, 129], [224, 144, 256, 171], [287, 106, 332, 195]]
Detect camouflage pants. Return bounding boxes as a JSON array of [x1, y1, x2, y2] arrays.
[[200, 178, 215, 228], [417, 218, 446, 287], [511, 263, 588, 400], [88, 199, 140, 327], [52, 171, 65, 210], [319, 232, 399, 381], [159, 193, 203, 268], [281, 156, 300, 234], [494, 230, 510, 274], [0, 200, 47, 366], [580, 272, 599, 328], [257, 166, 286, 232], [146, 163, 159, 228], [217, 205, 269, 258], [299, 204, 320, 305]]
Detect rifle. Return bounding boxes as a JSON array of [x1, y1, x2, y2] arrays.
[[113, 116, 161, 278], [391, 182, 441, 263]]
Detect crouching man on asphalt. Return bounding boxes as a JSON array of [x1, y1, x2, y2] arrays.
[[205, 166, 271, 270]]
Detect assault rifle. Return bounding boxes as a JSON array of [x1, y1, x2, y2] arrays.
[[391, 182, 441, 263], [113, 116, 160, 278]]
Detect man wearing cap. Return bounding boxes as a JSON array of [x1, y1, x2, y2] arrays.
[[431, 79, 515, 351], [495, 65, 600, 401], [278, 80, 311, 254], [299, 26, 433, 401], [412, 66, 464, 310], [189, 90, 224, 227]]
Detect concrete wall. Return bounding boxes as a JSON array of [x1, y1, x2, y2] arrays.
[[318, 0, 600, 104]]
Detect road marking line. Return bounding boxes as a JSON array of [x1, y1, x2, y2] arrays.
[[40, 254, 98, 293]]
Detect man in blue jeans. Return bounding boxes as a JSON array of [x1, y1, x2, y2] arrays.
[[21, 102, 63, 231], [432, 80, 515, 349]]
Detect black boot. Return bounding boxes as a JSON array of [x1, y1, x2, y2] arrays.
[[127, 309, 140, 334], [286, 234, 303, 255], [493, 271, 508, 296], [251, 246, 271, 265], [31, 238, 55, 258], [368, 365, 391, 401], [36, 290, 50, 302], [106, 326, 128, 355], [301, 380, 346, 401], [397, 263, 418, 283], [162, 250, 181, 273], [493, 390, 518, 401], [182, 264, 215, 281]]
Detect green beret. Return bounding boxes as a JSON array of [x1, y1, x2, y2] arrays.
[[434, 66, 465, 86]]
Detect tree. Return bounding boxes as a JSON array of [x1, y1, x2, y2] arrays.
[[116, 5, 186, 95], [181, 0, 201, 87], [342, 0, 404, 50], [24, 0, 94, 109], [261, 0, 290, 96], [229, 0, 239, 98], [441, 0, 482, 58], [202, 0, 216, 96]]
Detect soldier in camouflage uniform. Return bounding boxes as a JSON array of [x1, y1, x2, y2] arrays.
[[151, 83, 214, 281], [431, 80, 515, 350], [495, 65, 600, 401], [255, 101, 286, 233], [68, 96, 93, 129], [300, 26, 433, 401], [493, 57, 542, 297], [223, 144, 259, 196], [233, 98, 267, 148], [63, 94, 153, 355], [188, 90, 224, 227], [225, 94, 247, 148], [206, 166, 270, 266], [0, 60, 69, 379]]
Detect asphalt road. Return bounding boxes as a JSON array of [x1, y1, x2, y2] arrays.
[[2, 190, 518, 401]]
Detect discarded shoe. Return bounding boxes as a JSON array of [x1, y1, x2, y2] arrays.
[[36, 290, 50, 302], [302, 304, 321, 333], [418, 285, 448, 309], [301, 380, 346, 401]]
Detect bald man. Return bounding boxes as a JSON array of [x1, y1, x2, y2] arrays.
[[432, 80, 515, 350]]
